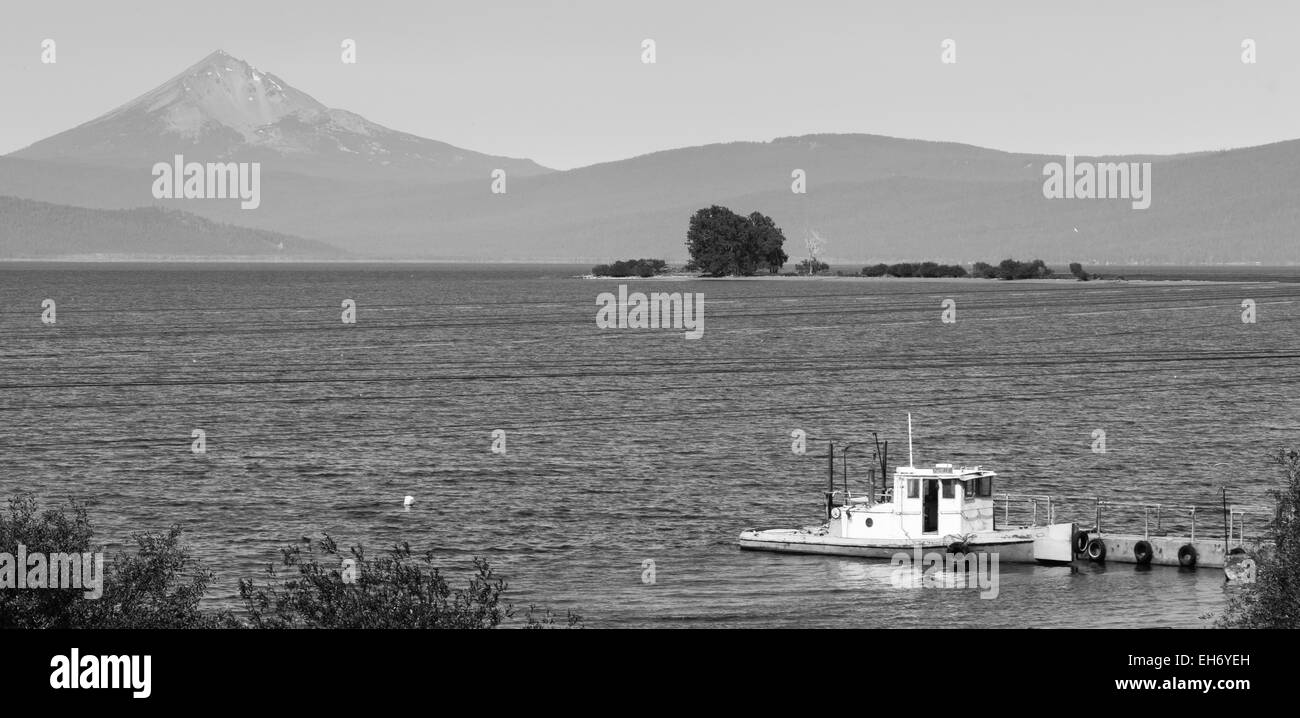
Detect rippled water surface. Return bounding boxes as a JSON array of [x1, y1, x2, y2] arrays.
[[2, 263, 1297, 627]]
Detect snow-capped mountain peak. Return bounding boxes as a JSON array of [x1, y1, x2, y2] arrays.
[[11, 50, 552, 182], [107, 49, 326, 142]]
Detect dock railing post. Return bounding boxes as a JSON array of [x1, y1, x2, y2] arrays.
[[1143, 507, 1149, 540], [1004, 495, 1010, 526], [1095, 498, 1101, 535], [1032, 500, 1037, 526], [1190, 507, 1196, 541]]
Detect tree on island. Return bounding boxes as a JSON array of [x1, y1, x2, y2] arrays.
[[684, 205, 788, 276]]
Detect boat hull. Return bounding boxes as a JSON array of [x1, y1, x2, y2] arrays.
[[738, 525, 1073, 565]]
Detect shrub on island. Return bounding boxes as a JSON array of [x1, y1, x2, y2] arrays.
[[861, 262, 968, 278], [591, 258, 668, 278], [795, 259, 830, 274], [973, 259, 1053, 280]]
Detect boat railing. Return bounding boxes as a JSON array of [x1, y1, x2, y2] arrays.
[[992, 493, 1055, 526], [1059, 497, 1272, 545], [832, 489, 889, 507], [1229, 505, 1273, 548], [1094, 499, 1199, 540]]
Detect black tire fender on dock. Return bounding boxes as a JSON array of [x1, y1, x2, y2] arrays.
[[1178, 544, 1198, 568], [1073, 530, 1089, 555], [1085, 537, 1107, 562], [1133, 540, 1154, 565]]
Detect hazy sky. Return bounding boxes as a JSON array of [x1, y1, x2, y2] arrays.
[[1, 0, 1296, 169]]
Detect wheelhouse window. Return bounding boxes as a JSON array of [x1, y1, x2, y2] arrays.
[[907, 479, 919, 498], [977, 476, 993, 497], [941, 479, 954, 499], [962, 479, 976, 501]]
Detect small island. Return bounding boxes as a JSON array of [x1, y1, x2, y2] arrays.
[[587, 204, 1111, 281]]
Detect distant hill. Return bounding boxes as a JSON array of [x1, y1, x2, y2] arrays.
[[0, 196, 343, 259], [2, 50, 1299, 264]]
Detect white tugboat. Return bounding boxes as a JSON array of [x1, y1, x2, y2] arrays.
[[739, 417, 1077, 564]]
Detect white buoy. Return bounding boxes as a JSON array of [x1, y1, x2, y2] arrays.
[[403, 495, 415, 508]]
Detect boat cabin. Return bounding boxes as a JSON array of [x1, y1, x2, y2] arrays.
[[828, 463, 997, 539]]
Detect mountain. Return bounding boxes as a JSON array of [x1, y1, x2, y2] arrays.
[[9, 50, 552, 183], [0, 196, 343, 259], [3, 50, 1299, 264]]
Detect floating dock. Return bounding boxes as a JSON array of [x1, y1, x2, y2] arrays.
[[1068, 497, 1267, 574], [1074, 531, 1242, 568]]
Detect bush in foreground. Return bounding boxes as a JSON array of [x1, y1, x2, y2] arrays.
[[239, 536, 581, 629], [1217, 450, 1300, 628], [0, 495, 579, 629], [0, 495, 226, 628]]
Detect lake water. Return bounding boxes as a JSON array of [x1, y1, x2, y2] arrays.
[[1, 263, 1297, 628]]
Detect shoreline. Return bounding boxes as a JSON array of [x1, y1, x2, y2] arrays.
[[1, 260, 1292, 284], [583, 273, 1278, 284]]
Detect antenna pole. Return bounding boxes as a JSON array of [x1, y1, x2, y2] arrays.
[[825, 440, 835, 520], [871, 432, 882, 501], [843, 446, 850, 500], [908, 413, 914, 467]]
